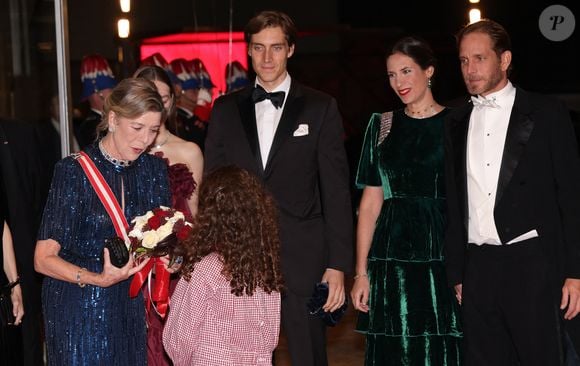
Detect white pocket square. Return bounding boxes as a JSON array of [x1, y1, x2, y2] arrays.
[[293, 124, 309, 137]]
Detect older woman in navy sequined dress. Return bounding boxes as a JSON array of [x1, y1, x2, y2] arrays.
[[34, 78, 171, 365]]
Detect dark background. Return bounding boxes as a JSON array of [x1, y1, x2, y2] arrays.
[[1, 0, 578, 134], [0, 2, 579, 364], [1, 0, 576, 210]]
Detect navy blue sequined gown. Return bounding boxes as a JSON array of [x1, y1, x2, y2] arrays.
[[38, 144, 170, 366]]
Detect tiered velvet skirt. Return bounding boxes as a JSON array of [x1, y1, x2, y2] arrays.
[[356, 197, 462, 366]]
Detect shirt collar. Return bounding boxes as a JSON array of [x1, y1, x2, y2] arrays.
[[477, 80, 515, 106]]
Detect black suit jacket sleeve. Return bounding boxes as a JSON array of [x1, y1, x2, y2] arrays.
[[548, 99, 580, 279], [204, 97, 228, 174], [443, 110, 467, 287], [317, 97, 353, 272]]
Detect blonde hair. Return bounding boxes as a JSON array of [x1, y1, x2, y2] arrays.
[[97, 77, 165, 133], [133, 65, 176, 127]]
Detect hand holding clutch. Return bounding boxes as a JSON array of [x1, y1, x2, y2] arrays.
[[103, 237, 130, 268], [307, 282, 348, 326]]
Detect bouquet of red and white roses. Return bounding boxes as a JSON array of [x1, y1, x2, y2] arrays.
[[128, 206, 193, 317], [128, 206, 192, 263]]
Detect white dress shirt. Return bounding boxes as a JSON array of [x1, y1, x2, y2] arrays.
[[466, 81, 538, 245], [255, 74, 291, 169]]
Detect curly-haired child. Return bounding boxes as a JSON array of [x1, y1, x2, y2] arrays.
[[163, 166, 284, 366]]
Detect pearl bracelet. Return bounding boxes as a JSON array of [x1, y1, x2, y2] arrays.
[[76, 268, 87, 288]]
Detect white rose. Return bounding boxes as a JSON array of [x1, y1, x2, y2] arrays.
[[136, 217, 148, 227], [129, 216, 150, 238], [128, 227, 143, 240], [142, 231, 160, 249], [156, 222, 173, 240]]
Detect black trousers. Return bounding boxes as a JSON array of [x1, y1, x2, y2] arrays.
[[281, 288, 328, 366], [462, 239, 565, 366]]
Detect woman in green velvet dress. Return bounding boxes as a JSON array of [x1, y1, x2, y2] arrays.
[[351, 36, 462, 365]]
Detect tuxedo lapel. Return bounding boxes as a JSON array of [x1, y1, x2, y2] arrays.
[[495, 89, 534, 205], [264, 83, 304, 176], [236, 87, 264, 173]]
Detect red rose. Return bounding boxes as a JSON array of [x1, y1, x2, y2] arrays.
[[148, 215, 162, 229], [129, 236, 139, 251], [173, 219, 184, 231], [176, 225, 192, 240], [152, 207, 170, 218]]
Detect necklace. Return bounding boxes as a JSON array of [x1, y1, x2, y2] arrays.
[[153, 133, 170, 149], [98, 140, 133, 168], [405, 104, 436, 119]]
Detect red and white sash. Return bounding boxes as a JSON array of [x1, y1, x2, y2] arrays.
[[76, 151, 130, 244]]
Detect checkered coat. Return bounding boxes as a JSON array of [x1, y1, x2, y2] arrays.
[[163, 253, 281, 365]]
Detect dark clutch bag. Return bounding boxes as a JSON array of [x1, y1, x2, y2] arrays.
[[104, 237, 130, 268], [306, 282, 348, 327], [0, 282, 16, 327]]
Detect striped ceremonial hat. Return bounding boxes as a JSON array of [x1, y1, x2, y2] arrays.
[[141, 53, 180, 85], [225, 61, 249, 93], [169, 58, 200, 91], [80, 54, 117, 101], [190, 58, 215, 89]]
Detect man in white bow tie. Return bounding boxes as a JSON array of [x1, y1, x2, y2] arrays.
[[444, 19, 580, 365], [204, 10, 353, 366]]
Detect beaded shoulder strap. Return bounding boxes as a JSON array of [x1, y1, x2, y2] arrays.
[[378, 111, 393, 146]]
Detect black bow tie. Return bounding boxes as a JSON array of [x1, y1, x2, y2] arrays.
[[252, 85, 285, 109]]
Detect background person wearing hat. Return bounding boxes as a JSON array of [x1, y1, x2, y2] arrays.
[[141, 53, 181, 91], [77, 54, 117, 149], [190, 58, 215, 124], [169, 58, 206, 151], [141, 53, 182, 136], [225, 60, 250, 94]]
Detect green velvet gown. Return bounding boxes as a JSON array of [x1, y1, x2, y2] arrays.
[[356, 109, 462, 365]]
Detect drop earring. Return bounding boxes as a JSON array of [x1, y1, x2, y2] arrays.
[[427, 78, 432, 89]]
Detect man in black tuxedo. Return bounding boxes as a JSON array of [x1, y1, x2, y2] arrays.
[[204, 10, 353, 366], [444, 19, 580, 365]]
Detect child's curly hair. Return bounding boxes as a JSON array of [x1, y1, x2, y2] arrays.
[[176, 165, 284, 296]]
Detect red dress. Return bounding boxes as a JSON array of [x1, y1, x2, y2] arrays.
[[147, 152, 196, 366]]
